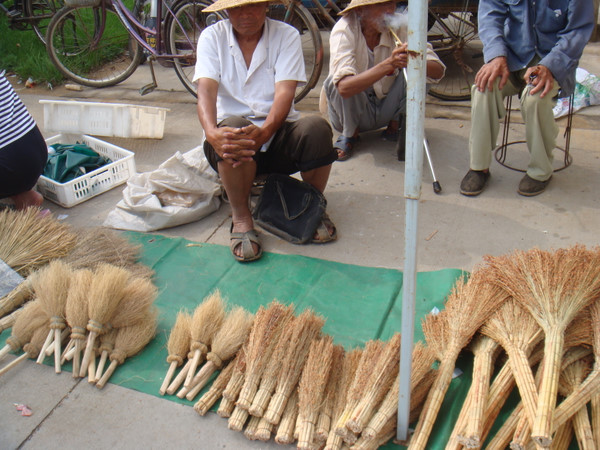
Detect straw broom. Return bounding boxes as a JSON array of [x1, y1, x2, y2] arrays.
[[108, 277, 158, 329], [96, 308, 158, 389], [183, 306, 254, 400], [0, 208, 77, 277], [408, 271, 509, 450], [485, 402, 523, 450], [0, 280, 34, 319], [166, 351, 194, 395], [160, 311, 192, 395], [237, 301, 296, 412], [363, 341, 436, 440], [315, 344, 345, 445], [324, 347, 363, 450], [510, 408, 532, 450], [352, 415, 396, 450], [184, 290, 226, 388], [254, 416, 275, 442], [94, 328, 118, 382], [228, 404, 250, 432], [0, 307, 22, 334], [275, 390, 299, 445], [558, 355, 595, 449], [218, 346, 247, 417], [193, 359, 235, 415], [486, 246, 600, 447], [0, 299, 47, 362], [31, 260, 72, 373], [63, 269, 93, 377], [297, 336, 334, 450], [79, 264, 131, 377], [334, 340, 385, 444], [347, 333, 402, 434], [0, 325, 49, 377], [243, 415, 261, 440], [591, 298, 600, 448]]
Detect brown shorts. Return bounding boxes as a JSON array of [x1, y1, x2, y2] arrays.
[[204, 115, 336, 176]]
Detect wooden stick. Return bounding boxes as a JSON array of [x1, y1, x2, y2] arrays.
[[166, 355, 193, 395]]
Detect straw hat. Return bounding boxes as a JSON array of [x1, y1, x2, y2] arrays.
[[338, 0, 398, 15], [203, 0, 272, 12]]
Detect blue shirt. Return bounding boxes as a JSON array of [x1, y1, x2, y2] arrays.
[[478, 0, 594, 96]]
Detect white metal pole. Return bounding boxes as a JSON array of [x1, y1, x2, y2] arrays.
[[396, 0, 427, 441]]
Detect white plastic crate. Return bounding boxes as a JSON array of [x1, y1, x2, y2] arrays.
[[39, 99, 169, 139], [37, 134, 136, 208]]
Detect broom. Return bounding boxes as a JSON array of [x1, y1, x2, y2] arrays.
[[237, 301, 295, 412], [254, 416, 275, 442], [165, 351, 194, 395], [314, 344, 345, 445], [108, 276, 158, 329], [79, 264, 131, 377], [0, 299, 47, 362], [193, 359, 235, 416], [478, 298, 543, 431], [228, 404, 250, 432], [347, 333, 402, 434], [334, 340, 385, 445], [183, 306, 254, 400], [94, 328, 118, 382], [96, 308, 158, 388], [324, 347, 363, 450], [408, 271, 509, 450], [353, 415, 396, 450], [363, 341, 436, 440], [0, 208, 77, 277], [160, 311, 192, 395], [184, 290, 226, 388], [486, 246, 600, 447], [0, 325, 49, 377], [32, 260, 72, 373], [64, 269, 93, 377], [0, 307, 22, 334], [218, 346, 247, 417], [0, 281, 33, 319], [243, 415, 261, 440], [590, 298, 600, 448], [296, 336, 334, 450], [274, 390, 299, 445]]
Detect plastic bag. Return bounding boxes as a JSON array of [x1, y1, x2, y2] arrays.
[[103, 146, 222, 232], [553, 68, 600, 118]]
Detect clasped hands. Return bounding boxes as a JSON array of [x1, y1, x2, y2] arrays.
[[207, 124, 266, 168]]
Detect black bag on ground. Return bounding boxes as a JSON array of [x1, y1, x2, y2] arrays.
[[253, 174, 326, 244]]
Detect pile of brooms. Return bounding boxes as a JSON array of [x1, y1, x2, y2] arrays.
[[161, 244, 600, 450], [0, 209, 158, 386]]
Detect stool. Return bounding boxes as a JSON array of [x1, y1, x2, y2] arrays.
[[494, 94, 575, 172]]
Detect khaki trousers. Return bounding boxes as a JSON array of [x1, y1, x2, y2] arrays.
[[469, 68, 560, 181]]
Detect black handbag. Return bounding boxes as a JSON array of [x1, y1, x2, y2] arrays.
[[253, 174, 326, 244]]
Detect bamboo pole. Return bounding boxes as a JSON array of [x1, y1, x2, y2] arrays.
[[297, 336, 334, 450], [184, 291, 226, 388], [194, 360, 235, 416], [409, 271, 509, 450], [160, 311, 192, 395]]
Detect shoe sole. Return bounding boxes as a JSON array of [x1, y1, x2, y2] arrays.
[[517, 188, 546, 197], [460, 188, 484, 196]]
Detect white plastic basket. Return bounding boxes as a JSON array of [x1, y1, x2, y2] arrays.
[[37, 134, 136, 208], [39, 100, 169, 139]]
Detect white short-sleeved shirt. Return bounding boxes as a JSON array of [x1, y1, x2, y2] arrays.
[[193, 18, 306, 127]]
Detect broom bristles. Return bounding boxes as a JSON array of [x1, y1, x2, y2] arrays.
[[66, 269, 93, 330], [87, 264, 131, 328], [109, 277, 157, 329], [166, 311, 192, 363], [3, 300, 47, 355], [209, 307, 254, 365], [0, 279, 33, 318], [190, 290, 226, 351], [31, 260, 72, 320]]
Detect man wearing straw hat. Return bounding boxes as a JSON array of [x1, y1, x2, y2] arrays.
[[194, 0, 338, 263], [459, 0, 594, 197], [320, 0, 445, 162]]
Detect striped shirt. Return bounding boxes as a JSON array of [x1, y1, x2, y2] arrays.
[[0, 72, 36, 149]]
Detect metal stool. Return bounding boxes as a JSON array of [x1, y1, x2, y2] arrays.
[[494, 94, 574, 172]]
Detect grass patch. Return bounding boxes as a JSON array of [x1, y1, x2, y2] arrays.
[[0, 15, 63, 85]]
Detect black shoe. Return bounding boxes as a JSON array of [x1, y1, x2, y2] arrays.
[[396, 114, 406, 161], [460, 169, 490, 196], [518, 174, 551, 196]]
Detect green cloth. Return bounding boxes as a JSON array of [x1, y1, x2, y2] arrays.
[[44, 143, 110, 183]]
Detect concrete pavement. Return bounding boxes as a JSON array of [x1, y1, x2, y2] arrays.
[[1, 41, 600, 449]]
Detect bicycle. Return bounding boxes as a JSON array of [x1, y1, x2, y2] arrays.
[[44, 0, 322, 102], [1, 0, 63, 43]]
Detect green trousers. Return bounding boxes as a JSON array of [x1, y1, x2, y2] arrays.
[[469, 68, 560, 181]]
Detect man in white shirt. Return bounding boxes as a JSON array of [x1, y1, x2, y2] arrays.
[[194, 0, 338, 263]]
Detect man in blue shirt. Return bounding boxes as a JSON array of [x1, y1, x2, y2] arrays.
[[460, 0, 594, 197]]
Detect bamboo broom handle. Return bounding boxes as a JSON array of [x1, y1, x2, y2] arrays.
[[408, 356, 458, 450], [572, 403, 595, 450], [60, 339, 75, 363], [531, 327, 565, 447], [79, 330, 99, 377], [166, 359, 191, 395], [297, 411, 318, 450], [552, 420, 574, 450], [485, 403, 523, 450], [448, 386, 473, 450], [275, 395, 298, 445], [176, 385, 189, 399], [194, 387, 221, 416], [222, 370, 244, 402], [228, 405, 249, 431], [96, 360, 118, 389], [244, 414, 260, 440], [0, 352, 28, 376], [255, 416, 274, 441], [249, 377, 277, 417], [45, 328, 69, 357], [505, 346, 539, 427], [185, 361, 217, 401], [88, 351, 97, 383], [36, 329, 54, 364], [217, 397, 235, 418], [72, 339, 81, 378], [510, 409, 531, 450], [264, 387, 293, 425], [53, 328, 62, 374], [592, 393, 600, 447], [347, 388, 380, 434], [184, 349, 202, 387], [237, 373, 261, 411], [95, 350, 109, 382], [552, 368, 600, 432], [315, 410, 332, 445], [323, 431, 344, 450], [160, 362, 178, 395]]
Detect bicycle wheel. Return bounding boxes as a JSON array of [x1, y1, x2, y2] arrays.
[[27, 0, 64, 44], [427, 4, 482, 101], [166, 0, 225, 97], [268, 2, 322, 103], [46, 4, 143, 87]]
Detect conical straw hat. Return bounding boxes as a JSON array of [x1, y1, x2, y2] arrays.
[[338, 0, 398, 16], [203, 0, 274, 13]]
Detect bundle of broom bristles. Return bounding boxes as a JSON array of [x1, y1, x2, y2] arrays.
[[163, 244, 600, 450], [0, 208, 157, 387]]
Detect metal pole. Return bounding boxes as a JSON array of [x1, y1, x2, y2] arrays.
[[396, 0, 427, 441]]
